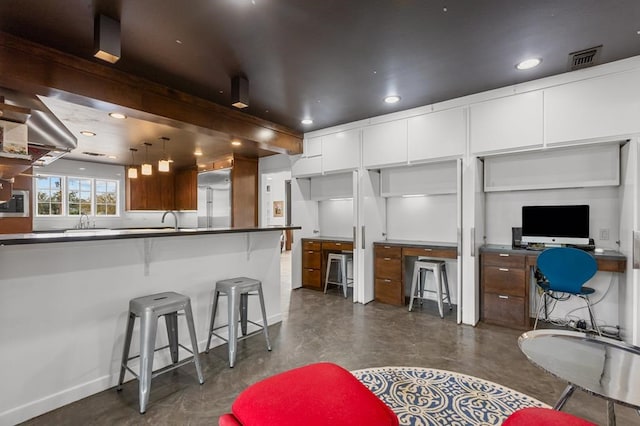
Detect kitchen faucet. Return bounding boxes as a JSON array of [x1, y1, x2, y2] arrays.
[[79, 213, 89, 229], [162, 210, 179, 230]]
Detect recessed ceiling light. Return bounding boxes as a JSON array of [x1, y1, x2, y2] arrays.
[[384, 95, 401, 104], [301, 119, 313, 125], [78, 167, 86, 171], [108, 155, 117, 159], [176, 39, 183, 44], [516, 58, 541, 70], [231, 140, 242, 146], [80, 130, 96, 137], [194, 150, 203, 156], [109, 112, 127, 119]]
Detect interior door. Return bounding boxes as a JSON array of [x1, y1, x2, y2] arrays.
[[456, 158, 463, 324], [618, 139, 640, 345], [461, 157, 485, 326], [356, 169, 386, 304]]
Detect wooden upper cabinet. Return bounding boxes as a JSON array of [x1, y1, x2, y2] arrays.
[[174, 168, 197, 211], [469, 91, 543, 155], [125, 167, 175, 211]]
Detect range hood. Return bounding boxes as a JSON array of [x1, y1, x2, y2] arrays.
[[0, 87, 77, 167]]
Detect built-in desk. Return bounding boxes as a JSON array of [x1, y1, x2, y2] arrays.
[[480, 245, 627, 329], [373, 240, 458, 306], [301, 237, 353, 290]]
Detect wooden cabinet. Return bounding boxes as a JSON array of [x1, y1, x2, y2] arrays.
[[363, 119, 408, 169], [407, 108, 466, 162], [301, 239, 322, 289], [174, 168, 197, 210], [470, 91, 543, 155], [301, 238, 354, 290], [374, 244, 403, 306], [125, 167, 175, 211], [480, 251, 529, 329]]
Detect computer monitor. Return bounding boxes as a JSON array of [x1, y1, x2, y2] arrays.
[[521, 205, 590, 246]]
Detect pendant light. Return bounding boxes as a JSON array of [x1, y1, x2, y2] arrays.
[[158, 137, 170, 172], [141, 142, 153, 176], [127, 148, 138, 179]]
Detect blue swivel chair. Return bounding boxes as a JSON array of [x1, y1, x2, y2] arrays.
[[533, 247, 601, 335]]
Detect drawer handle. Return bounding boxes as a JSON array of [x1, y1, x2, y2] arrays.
[[498, 268, 509, 272], [384, 257, 391, 261], [307, 269, 314, 272], [499, 253, 510, 257], [307, 251, 314, 253], [335, 243, 341, 246], [384, 279, 391, 283], [384, 246, 391, 249], [498, 295, 509, 299], [424, 248, 432, 251]]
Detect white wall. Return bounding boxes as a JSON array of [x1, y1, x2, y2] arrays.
[[318, 199, 354, 238], [261, 171, 290, 227], [386, 194, 458, 242], [32, 159, 197, 231]]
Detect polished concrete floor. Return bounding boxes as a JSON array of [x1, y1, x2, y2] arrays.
[[22, 252, 638, 425]]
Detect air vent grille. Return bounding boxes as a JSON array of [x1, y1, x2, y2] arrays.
[[568, 45, 602, 71], [81, 151, 105, 157]]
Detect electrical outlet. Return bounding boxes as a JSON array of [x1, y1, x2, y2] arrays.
[[599, 228, 609, 241]]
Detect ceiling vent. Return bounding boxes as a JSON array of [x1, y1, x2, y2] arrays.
[[568, 45, 602, 71], [81, 151, 106, 157]]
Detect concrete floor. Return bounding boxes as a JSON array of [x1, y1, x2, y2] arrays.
[[22, 252, 639, 425]]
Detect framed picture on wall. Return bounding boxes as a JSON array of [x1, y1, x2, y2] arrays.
[[273, 201, 283, 217]]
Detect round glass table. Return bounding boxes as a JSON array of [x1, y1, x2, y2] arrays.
[[518, 329, 640, 426]]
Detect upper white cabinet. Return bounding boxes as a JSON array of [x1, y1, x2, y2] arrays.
[[291, 155, 322, 178], [470, 91, 543, 155], [302, 136, 322, 158], [322, 129, 360, 174], [381, 161, 458, 197], [545, 69, 640, 145], [407, 107, 466, 162], [363, 119, 408, 168]]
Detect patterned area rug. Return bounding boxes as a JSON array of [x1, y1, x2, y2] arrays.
[[353, 366, 549, 426]]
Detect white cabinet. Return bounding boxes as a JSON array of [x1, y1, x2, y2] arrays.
[[302, 136, 322, 158], [381, 161, 458, 197], [470, 91, 543, 155], [363, 119, 408, 168], [291, 154, 322, 178], [322, 129, 360, 174], [407, 108, 466, 162], [545, 69, 640, 145]]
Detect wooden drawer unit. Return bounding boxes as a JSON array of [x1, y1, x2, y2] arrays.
[[375, 278, 403, 306], [301, 239, 323, 290], [374, 243, 403, 306], [403, 246, 457, 259], [322, 241, 353, 251], [481, 250, 528, 329]]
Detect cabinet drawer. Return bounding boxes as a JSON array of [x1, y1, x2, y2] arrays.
[[403, 246, 457, 259], [482, 252, 525, 268], [482, 294, 526, 327], [375, 256, 402, 279], [375, 278, 403, 306], [375, 245, 402, 259], [302, 250, 321, 269], [323, 241, 353, 251], [483, 266, 525, 297], [302, 240, 321, 251], [302, 268, 321, 289]]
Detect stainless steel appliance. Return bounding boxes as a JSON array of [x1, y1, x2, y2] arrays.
[[0, 189, 29, 217], [197, 169, 231, 228]]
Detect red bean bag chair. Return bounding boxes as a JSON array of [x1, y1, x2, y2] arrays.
[[219, 362, 398, 426]]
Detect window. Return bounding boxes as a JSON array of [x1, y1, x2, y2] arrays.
[[95, 179, 118, 215], [67, 177, 93, 216], [34, 175, 119, 217], [35, 175, 63, 216]]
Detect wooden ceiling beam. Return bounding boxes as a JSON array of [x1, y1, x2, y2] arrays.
[[0, 32, 302, 155]]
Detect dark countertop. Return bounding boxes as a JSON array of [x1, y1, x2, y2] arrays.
[[0, 226, 300, 246], [374, 239, 458, 250], [481, 244, 626, 261], [302, 236, 353, 243]]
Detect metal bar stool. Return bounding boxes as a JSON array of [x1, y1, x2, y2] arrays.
[[205, 277, 272, 368], [117, 291, 204, 414], [324, 252, 354, 298], [408, 258, 452, 317]]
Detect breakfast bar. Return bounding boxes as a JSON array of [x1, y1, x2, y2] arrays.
[[0, 226, 297, 425]]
